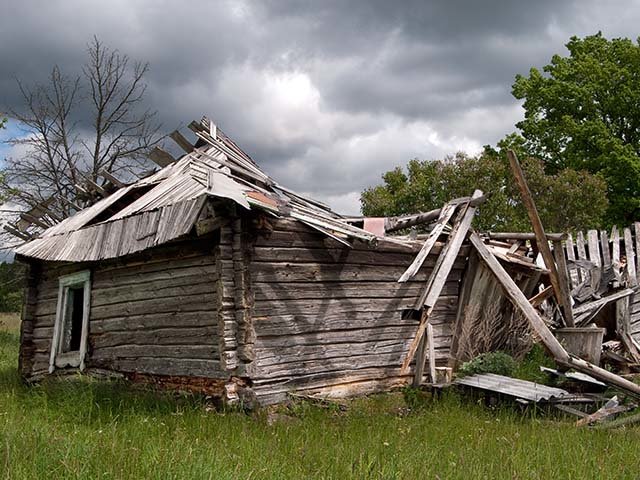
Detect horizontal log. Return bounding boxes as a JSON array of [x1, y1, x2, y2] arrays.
[[251, 262, 464, 283], [252, 295, 458, 318], [88, 357, 225, 378], [253, 308, 456, 336], [91, 281, 216, 308], [90, 293, 216, 320], [91, 326, 217, 349], [488, 232, 567, 241], [90, 311, 217, 334], [252, 246, 438, 266], [255, 324, 452, 349], [252, 280, 460, 301], [91, 344, 217, 361], [253, 347, 450, 380]]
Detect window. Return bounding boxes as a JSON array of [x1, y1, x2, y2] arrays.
[[49, 270, 91, 373]]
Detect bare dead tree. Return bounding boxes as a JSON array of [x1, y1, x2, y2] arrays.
[[1, 37, 163, 222]]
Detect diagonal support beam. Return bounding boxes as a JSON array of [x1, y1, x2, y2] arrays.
[[507, 150, 575, 327], [400, 190, 483, 376]]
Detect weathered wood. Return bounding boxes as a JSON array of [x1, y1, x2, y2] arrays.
[[469, 232, 569, 360], [402, 190, 483, 374], [635, 222, 640, 282], [398, 202, 458, 283], [624, 227, 638, 287], [449, 250, 479, 365], [529, 285, 553, 308], [488, 232, 566, 241], [507, 150, 574, 327], [600, 230, 611, 269], [148, 146, 176, 167], [587, 230, 601, 267], [573, 288, 634, 315], [169, 130, 195, 153], [565, 233, 581, 286], [616, 296, 640, 363], [552, 240, 575, 327], [90, 357, 224, 378]]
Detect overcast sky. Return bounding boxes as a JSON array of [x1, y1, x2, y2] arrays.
[[1, 0, 640, 215]]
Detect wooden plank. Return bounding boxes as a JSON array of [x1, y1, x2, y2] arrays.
[[552, 239, 574, 326], [148, 147, 176, 167], [398, 202, 457, 282], [573, 288, 634, 315], [529, 285, 553, 308], [611, 226, 621, 285], [169, 130, 194, 153], [587, 230, 601, 267], [624, 227, 638, 287], [616, 295, 640, 363], [507, 150, 574, 327], [601, 230, 611, 268], [488, 232, 566, 241], [400, 191, 482, 375], [427, 322, 436, 383]]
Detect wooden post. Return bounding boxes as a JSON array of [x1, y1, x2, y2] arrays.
[[624, 227, 637, 287], [507, 150, 574, 327]]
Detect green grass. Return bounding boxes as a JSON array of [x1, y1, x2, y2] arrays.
[[1, 322, 639, 479]]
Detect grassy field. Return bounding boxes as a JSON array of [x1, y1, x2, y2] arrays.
[[1, 313, 640, 479]]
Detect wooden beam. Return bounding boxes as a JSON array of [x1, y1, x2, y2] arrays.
[[507, 150, 574, 327], [487, 232, 566, 241], [529, 285, 553, 308], [401, 190, 483, 375], [19, 212, 49, 230], [3, 225, 31, 241], [573, 288, 634, 315], [98, 169, 126, 188], [169, 130, 195, 153], [148, 147, 177, 167], [398, 202, 458, 282]]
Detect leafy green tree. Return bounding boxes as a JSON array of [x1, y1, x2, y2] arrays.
[[360, 152, 608, 233], [513, 33, 640, 225], [0, 262, 24, 312]]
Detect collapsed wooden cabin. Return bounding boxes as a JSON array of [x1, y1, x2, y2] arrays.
[[12, 117, 640, 405]]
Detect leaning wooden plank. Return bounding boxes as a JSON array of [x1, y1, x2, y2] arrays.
[[601, 230, 611, 269], [573, 288, 635, 315], [575, 399, 632, 427], [398, 202, 458, 282], [470, 232, 640, 398], [616, 296, 640, 363], [624, 227, 638, 287], [401, 191, 482, 374], [488, 232, 566, 241], [507, 150, 574, 327], [427, 322, 436, 383]]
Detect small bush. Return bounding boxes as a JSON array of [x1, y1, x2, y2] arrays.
[[458, 352, 517, 377]]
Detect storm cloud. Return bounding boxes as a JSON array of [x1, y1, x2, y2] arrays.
[[1, 0, 640, 213]]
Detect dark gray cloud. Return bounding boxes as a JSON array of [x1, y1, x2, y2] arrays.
[[1, 0, 640, 214]]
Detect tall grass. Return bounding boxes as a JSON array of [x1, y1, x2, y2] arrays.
[[0, 320, 639, 479]]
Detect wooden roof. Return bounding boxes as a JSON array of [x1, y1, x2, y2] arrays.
[[15, 117, 379, 262]]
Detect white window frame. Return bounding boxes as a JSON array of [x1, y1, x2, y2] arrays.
[[49, 270, 91, 373]]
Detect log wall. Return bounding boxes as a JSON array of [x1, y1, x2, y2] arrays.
[[19, 237, 224, 383], [245, 218, 466, 404], [630, 292, 640, 343]]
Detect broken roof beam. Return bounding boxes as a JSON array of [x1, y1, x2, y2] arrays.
[[169, 130, 195, 153], [488, 232, 567, 242], [19, 212, 49, 230], [385, 193, 489, 233], [507, 150, 575, 327], [400, 190, 483, 376], [148, 147, 177, 168], [3, 224, 32, 241], [98, 169, 126, 188], [469, 231, 640, 398]]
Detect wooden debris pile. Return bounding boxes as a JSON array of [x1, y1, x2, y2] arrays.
[[396, 149, 640, 413]]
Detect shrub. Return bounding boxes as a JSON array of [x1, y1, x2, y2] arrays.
[[458, 352, 517, 377]]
